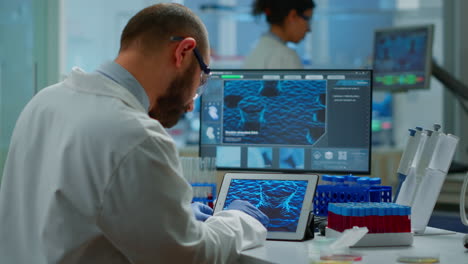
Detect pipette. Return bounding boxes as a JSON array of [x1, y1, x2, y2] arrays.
[[416, 130, 440, 178], [393, 127, 423, 202], [414, 126, 442, 183]]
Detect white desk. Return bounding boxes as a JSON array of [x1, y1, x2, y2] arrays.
[[240, 227, 468, 264]]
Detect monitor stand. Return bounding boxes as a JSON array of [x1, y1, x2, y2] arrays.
[[431, 59, 468, 101], [431, 59, 468, 168], [303, 212, 315, 240]]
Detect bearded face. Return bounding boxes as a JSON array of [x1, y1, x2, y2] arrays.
[[149, 63, 197, 128]]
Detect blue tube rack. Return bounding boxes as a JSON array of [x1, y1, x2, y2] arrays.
[[191, 183, 217, 205], [313, 184, 392, 216]]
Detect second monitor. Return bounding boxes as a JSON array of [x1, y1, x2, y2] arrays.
[[199, 69, 373, 174], [373, 24, 434, 91]]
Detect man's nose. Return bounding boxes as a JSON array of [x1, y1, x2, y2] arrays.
[[185, 101, 195, 113]]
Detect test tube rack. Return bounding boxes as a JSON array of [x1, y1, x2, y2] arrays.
[[327, 202, 411, 233], [326, 202, 413, 247], [326, 227, 414, 247], [191, 183, 217, 206], [313, 184, 392, 216]]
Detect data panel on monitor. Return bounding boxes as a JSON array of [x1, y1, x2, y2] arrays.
[[373, 25, 434, 91], [199, 70, 372, 174]]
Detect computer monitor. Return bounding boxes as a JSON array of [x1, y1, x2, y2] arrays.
[[199, 69, 373, 174], [373, 25, 434, 91]]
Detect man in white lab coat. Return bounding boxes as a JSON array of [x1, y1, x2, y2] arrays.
[[0, 3, 269, 264]]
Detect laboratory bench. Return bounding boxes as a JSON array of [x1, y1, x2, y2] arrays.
[[240, 227, 468, 264]]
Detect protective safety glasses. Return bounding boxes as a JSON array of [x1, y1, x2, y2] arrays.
[[170, 36, 211, 100], [298, 14, 312, 22]]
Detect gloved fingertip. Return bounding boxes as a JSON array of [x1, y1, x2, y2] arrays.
[[201, 214, 211, 222], [201, 206, 214, 215]]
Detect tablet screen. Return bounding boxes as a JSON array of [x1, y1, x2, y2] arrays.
[[215, 173, 318, 240], [223, 179, 308, 232]]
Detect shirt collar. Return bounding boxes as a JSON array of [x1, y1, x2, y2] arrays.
[[96, 61, 150, 111], [266, 31, 287, 44]]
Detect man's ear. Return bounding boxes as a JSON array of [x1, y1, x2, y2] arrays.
[[174, 37, 196, 69]]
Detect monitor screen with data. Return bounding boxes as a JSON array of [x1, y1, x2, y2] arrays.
[[199, 69, 372, 174], [373, 25, 434, 91]]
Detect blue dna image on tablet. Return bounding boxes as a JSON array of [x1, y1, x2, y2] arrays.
[[222, 179, 308, 232]]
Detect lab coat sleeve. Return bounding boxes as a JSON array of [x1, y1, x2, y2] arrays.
[[96, 134, 266, 264]]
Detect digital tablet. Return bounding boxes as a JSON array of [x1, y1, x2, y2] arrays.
[[214, 173, 319, 240]]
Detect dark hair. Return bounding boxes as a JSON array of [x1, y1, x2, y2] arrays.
[[252, 0, 316, 25], [120, 3, 208, 54]]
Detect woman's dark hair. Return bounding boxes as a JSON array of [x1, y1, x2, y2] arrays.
[[252, 0, 316, 25]]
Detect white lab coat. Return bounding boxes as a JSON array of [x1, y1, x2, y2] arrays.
[[243, 33, 303, 69], [0, 68, 266, 264]]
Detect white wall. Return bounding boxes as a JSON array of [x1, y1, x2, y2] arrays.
[[63, 0, 169, 74], [443, 0, 468, 164]]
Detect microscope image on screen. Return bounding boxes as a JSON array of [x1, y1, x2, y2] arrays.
[[222, 80, 326, 145], [223, 179, 308, 232], [247, 147, 273, 168], [279, 148, 305, 169], [374, 32, 427, 73], [200, 69, 373, 173]]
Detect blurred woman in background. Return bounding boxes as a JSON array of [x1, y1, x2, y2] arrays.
[[243, 0, 316, 69]]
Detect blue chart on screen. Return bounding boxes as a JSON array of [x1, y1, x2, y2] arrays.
[[223, 179, 308, 232], [280, 148, 304, 169], [216, 146, 241, 167], [248, 147, 273, 168], [223, 80, 326, 145], [374, 32, 427, 73]]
